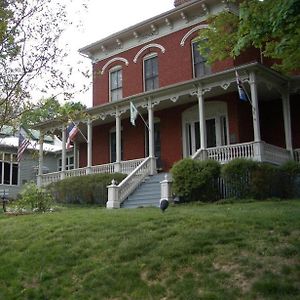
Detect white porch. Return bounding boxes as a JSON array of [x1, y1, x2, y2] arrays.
[[35, 63, 299, 207]]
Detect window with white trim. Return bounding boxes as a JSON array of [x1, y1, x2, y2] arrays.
[[58, 156, 74, 171], [0, 152, 18, 186], [144, 54, 159, 91], [192, 41, 211, 78], [109, 67, 123, 101]]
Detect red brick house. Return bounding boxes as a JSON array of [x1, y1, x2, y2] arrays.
[[37, 0, 300, 207]]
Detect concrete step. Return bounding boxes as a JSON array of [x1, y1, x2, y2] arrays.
[[121, 172, 169, 208]]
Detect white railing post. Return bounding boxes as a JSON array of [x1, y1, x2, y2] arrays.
[[107, 179, 120, 209], [253, 141, 263, 162], [160, 173, 173, 203]]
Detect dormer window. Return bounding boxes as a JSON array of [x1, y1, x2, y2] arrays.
[[110, 66, 123, 101], [192, 41, 211, 78], [144, 54, 159, 91]]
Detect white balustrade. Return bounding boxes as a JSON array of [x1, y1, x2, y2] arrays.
[[206, 142, 255, 164], [193, 141, 292, 165], [91, 163, 115, 174], [261, 142, 291, 165], [65, 167, 87, 178], [120, 158, 145, 174], [41, 171, 61, 186], [107, 157, 153, 208]]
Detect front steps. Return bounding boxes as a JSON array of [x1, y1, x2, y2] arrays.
[[121, 173, 167, 208]]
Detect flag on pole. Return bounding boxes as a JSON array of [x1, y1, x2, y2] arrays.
[[17, 128, 30, 162], [66, 122, 79, 149], [130, 102, 139, 126], [235, 71, 248, 102]]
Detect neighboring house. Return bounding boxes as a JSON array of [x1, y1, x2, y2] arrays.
[[36, 0, 300, 207], [0, 126, 64, 198]]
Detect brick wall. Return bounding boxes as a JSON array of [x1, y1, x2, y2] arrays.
[[92, 23, 262, 107]]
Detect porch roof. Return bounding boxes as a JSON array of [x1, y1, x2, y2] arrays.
[[35, 62, 290, 133]]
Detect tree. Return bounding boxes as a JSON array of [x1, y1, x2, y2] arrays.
[[197, 0, 300, 74], [21, 98, 87, 127], [0, 0, 87, 130]]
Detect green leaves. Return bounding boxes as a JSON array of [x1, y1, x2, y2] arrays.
[[198, 0, 300, 74]]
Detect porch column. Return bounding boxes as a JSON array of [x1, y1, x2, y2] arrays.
[[249, 72, 261, 142], [87, 119, 93, 174], [37, 132, 44, 187], [115, 108, 121, 172], [73, 141, 78, 169], [197, 89, 207, 150], [282, 91, 293, 151], [61, 125, 66, 180], [148, 99, 156, 175]]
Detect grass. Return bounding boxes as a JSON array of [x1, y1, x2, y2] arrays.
[[0, 200, 300, 299]]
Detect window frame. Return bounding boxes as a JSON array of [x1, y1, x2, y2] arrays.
[[109, 65, 123, 102], [0, 152, 19, 186], [58, 155, 75, 171], [143, 53, 159, 92], [191, 40, 211, 78]]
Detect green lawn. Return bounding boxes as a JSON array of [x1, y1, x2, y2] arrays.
[[0, 200, 300, 300]]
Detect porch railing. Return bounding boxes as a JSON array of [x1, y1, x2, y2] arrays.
[[107, 157, 155, 208], [40, 158, 145, 186], [261, 143, 291, 165], [193, 141, 292, 165], [294, 149, 300, 162], [207, 142, 256, 164]]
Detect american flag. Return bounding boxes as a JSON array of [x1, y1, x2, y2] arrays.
[[66, 122, 79, 149], [17, 130, 30, 162]]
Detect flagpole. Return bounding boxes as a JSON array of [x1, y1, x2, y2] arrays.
[[71, 121, 88, 143], [137, 111, 149, 130], [235, 69, 254, 108]]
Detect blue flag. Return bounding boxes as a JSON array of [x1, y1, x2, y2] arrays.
[[235, 71, 248, 102]]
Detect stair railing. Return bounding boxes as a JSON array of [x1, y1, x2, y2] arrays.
[[107, 156, 155, 208]]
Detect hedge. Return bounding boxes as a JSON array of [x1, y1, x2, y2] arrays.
[[47, 173, 126, 206]]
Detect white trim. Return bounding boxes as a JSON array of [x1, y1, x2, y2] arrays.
[[133, 43, 165, 63], [100, 57, 129, 75], [109, 65, 123, 102], [143, 53, 159, 92], [182, 101, 229, 157], [180, 24, 208, 47]]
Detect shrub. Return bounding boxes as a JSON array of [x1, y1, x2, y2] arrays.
[[17, 182, 54, 212], [250, 163, 280, 200], [48, 173, 126, 206], [221, 159, 257, 199], [171, 158, 221, 202], [279, 160, 300, 198]]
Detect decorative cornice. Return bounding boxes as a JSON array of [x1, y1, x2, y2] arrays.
[[100, 57, 129, 75], [180, 24, 208, 46], [133, 43, 166, 63]]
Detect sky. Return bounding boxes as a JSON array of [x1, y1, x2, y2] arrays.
[[58, 0, 173, 107]]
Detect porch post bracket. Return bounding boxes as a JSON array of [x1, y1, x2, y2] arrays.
[[170, 96, 179, 103], [190, 84, 211, 97]]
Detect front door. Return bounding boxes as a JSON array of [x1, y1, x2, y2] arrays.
[[185, 116, 227, 156]]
